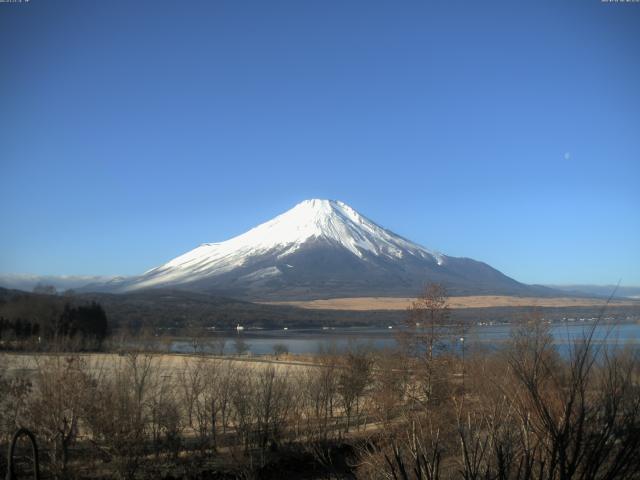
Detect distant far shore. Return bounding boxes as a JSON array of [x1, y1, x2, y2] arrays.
[[263, 295, 640, 311]]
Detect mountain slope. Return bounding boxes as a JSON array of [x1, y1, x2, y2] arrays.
[[100, 199, 556, 299]]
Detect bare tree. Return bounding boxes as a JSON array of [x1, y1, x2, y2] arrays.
[[405, 283, 450, 360], [371, 350, 409, 427], [230, 368, 253, 453], [211, 335, 227, 356], [273, 343, 289, 359], [180, 358, 237, 453], [357, 414, 446, 480], [148, 370, 183, 459], [26, 354, 90, 478], [504, 318, 640, 480], [304, 354, 339, 441], [401, 283, 451, 404], [184, 324, 203, 354], [178, 357, 205, 435], [252, 365, 293, 456], [0, 371, 32, 445], [338, 347, 372, 432], [83, 352, 157, 480], [234, 336, 249, 356]]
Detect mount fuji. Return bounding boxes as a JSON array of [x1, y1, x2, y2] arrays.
[[98, 199, 553, 299]]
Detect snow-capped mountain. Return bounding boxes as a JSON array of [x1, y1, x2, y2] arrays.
[[101, 199, 552, 299]]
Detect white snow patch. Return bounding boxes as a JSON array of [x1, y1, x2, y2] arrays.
[[238, 266, 282, 282]]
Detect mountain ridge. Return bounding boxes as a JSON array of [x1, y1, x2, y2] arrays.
[[83, 199, 560, 300]]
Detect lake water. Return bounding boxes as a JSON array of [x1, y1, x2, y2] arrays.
[[170, 323, 640, 356]]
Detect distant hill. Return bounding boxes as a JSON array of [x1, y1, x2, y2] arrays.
[[545, 285, 640, 299], [0, 273, 120, 293]]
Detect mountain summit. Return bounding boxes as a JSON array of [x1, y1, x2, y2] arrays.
[[105, 199, 550, 299]]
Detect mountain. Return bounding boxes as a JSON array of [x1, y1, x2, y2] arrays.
[[95, 199, 556, 300]]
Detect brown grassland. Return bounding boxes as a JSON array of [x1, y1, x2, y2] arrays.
[[264, 295, 640, 310]]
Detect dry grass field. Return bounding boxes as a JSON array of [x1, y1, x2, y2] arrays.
[[0, 352, 318, 379], [264, 295, 640, 311]]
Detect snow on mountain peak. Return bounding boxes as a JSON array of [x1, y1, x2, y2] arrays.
[[229, 198, 439, 259], [132, 199, 443, 290]]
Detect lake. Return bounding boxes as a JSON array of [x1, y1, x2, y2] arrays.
[[170, 322, 640, 356]]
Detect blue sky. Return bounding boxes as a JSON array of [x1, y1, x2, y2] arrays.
[[1, 0, 638, 285]]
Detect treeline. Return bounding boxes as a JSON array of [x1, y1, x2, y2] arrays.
[[0, 292, 108, 347]]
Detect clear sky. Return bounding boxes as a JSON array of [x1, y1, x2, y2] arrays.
[[1, 0, 638, 286]]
